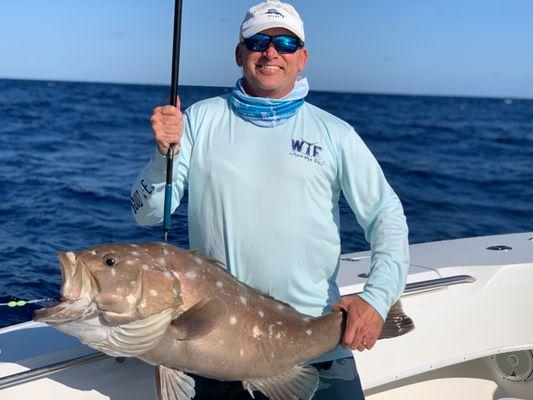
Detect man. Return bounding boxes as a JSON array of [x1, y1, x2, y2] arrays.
[[131, 1, 409, 399]]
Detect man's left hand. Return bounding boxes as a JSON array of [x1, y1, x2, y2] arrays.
[[332, 295, 384, 352]]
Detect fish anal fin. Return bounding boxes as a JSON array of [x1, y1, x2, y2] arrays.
[[243, 381, 256, 398], [171, 297, 226, 340], [243, 364, 319, 400], [155, 365, 195, 400]]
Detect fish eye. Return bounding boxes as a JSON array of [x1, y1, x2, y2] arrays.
[[103, 256, 117, 267]]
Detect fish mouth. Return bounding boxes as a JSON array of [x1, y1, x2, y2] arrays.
[[34, 251, 99, 324], [33, 298, 98, 324]]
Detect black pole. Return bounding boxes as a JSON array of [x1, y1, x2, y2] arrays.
[[163, 0, 183, 243]]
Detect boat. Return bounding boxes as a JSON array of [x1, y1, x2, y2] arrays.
[[0, 232, 532, 399]]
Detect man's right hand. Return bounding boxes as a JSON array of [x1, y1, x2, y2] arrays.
[[150, 96, 183, 156]]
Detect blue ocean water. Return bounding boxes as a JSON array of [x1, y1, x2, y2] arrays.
[[0, 78, 531, 328]]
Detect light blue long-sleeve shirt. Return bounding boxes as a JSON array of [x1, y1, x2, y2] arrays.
[[131, 95, 409, 324]]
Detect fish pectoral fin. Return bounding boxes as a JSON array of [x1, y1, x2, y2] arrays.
[[171, 297, 226, 340], [155, 365, 195, 400], [242, 364, 319, 400]]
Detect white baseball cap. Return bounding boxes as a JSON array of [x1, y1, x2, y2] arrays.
[[240, 1, 305, 42]]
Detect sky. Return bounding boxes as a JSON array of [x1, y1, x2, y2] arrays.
[[1, 0, 532, 98]]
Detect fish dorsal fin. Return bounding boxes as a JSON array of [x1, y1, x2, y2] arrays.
[[187, 249, 227, 270], [243, 364, 319, 400], [155, 365, 195, 400], [187, 250, 296, 311], [171, 297, 226, 340]]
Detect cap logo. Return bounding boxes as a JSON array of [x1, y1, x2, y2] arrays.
[[241, 2, 304, 41], [265, 8, 284, 17]]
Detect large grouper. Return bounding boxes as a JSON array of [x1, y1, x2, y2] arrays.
[[34, 243, 413, 400]]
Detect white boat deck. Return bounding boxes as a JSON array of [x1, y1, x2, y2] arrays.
[[338, 232, 533, 295], [349, 232, 533, 400]]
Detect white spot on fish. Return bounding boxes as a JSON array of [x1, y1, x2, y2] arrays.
[[90, 250, 97, 256], [303, 316, 311, 322], [258, 310, 264, 318], [110, 268, 116, 277], [186, 271, 197, 280], [216, 281, 224, 288], [142, 264, 150, 270], [276, 332, 281, 340], [276, 304, 284, 310], [306, 329, 312, 336], [271, 353, 275, 358], [172, 288, 178, 296], [276, 321, 283, 325], [268, 325, 274, 338], [240, 296, 247, 305], [158, 257, 166, 265], [131, 244, 139, 248], [150, 289, 158, 297], [229, 316, 237, 325], [131, 251, 139, 256], [164, 271, 172, 278], [126, 260, 134, 266], [129, 280, 136, 285], [240, 349, 244, 357], [126, 295, 136, 304], [140, 301, 147, 308], [252, 326, 263, 339], [162, 248, 169, 256]]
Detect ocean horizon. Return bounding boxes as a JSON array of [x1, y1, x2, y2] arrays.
[[3, 77, 533, 101]]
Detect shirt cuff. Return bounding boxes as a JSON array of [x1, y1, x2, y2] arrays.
[[357, 291, 388, 322], [145, 149, 169, 178]]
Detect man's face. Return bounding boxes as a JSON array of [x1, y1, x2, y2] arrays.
[[235, 27, 308, 99]]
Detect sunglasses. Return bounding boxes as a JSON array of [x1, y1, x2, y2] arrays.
[[242, 34, 304, 54]]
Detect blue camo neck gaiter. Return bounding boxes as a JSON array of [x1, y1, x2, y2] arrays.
[[230, 77, 309, 127]]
